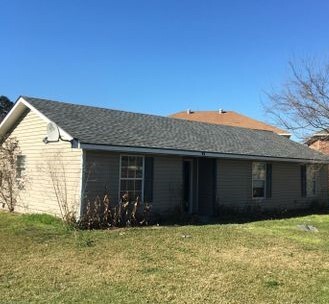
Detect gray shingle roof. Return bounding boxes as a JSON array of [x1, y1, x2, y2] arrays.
[[23, 96, 329, 162]]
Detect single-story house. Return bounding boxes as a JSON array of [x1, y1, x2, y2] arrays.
[[0, 96, 328, 218]]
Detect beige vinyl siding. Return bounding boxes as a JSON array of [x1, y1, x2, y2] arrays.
[[0, 109, 82, 216], [217, 159, 329, 212], [153, 156, 183, 213]]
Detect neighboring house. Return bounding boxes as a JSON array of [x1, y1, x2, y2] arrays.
[[170, 110, 291, 138], [306, 131, 329, 155], [0, 96, 328, 218]]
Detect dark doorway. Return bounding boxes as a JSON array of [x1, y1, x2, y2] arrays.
[[198, 158, 216, 216]]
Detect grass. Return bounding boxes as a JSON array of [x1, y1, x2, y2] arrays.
[[1, 212, 329, 303]]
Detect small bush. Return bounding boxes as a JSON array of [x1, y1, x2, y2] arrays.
[[163, 202, 200, 225], [265, 279, 280, 288], [75, 232, 95, 248]]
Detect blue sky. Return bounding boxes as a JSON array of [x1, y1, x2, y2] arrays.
[[1, 0, 329, 123]]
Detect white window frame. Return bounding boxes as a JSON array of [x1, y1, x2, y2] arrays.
[[16, 155, 26, 179], [118, 154, 145, 202], [252, 162, 266, 199]]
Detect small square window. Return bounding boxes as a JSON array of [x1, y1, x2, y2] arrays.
[[16, 155, 26, 178]]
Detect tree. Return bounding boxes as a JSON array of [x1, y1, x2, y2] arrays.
[[0, 96, 13, 122], [265, 59, 329, 140], [0, 137, 25, 212]]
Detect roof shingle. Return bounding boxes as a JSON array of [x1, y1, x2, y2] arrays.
[[23, 96, 328, 162], [170, 110, 289, 135]]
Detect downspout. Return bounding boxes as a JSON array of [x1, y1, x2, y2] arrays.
[[78, 148, 85, 220]]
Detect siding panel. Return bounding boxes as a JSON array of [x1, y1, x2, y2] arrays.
[[83, 151, 120, 206], [1, 109, 82, 216], [153, 156, 183, 213], [83, 153, 183, 214], [217, 159, 329, 213], [217, 160, 252, 211]]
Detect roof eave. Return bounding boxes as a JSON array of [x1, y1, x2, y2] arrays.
[[79, 143, 329, 164], [278, 133, 292, 138]]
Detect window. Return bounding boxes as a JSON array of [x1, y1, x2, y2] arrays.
[[16, 155, 26, 178], [119, 155, 144, 201], [306, 165, 317, 196], [252, 162, 266, 198]]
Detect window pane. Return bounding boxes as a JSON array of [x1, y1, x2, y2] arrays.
[[120, 180, 127, 192], [135, 180, 142, 192], [121, 157, 128, 178], [128, 156, 136, 178], [16, 155, 26, 178], [120, 190, 141, 202], [120, 156, 144, 201], [252, 162, 266, 180], [136, 157, 143, 178], [17, 155, 25, 167], [136, 163, 143, 178], [129, 190, 141, 201], [253, 180, 265, 198], [127, 180, 134, 191]]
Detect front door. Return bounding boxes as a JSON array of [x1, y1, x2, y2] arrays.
[[198, 158, 216, 216]]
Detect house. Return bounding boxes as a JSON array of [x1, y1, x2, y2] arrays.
[[306, 131, 329, 155], [0, 96, 328, 218], [170, 110, 291, 138]]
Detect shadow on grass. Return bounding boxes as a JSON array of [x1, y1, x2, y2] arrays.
[[160, 207, 329, 226], [2, 207, 328, 231]]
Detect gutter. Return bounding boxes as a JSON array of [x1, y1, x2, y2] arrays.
[[78, 142, 329, 164]]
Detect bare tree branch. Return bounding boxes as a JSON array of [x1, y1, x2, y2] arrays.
[[265, 58, 329, 141]]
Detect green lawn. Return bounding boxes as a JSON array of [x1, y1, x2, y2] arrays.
[[1, 211, 329, 303]]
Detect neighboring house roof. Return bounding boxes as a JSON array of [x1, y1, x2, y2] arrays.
[[170, 110, 291, 137], [0, 96, 328, 163], [305, 130, 329, 145]]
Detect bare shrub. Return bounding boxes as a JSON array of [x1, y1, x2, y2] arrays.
[[46, 151, 78, 225], [79, 192, 152, 229], [0, 137, 25, 212]]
